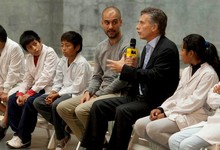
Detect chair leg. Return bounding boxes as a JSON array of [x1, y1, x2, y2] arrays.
[[205, 144, 220, 150], [46, 128, 51, 138], [128, 132, 139, 150], [47, 131, 56, 149], [76, 141, 81, 150]]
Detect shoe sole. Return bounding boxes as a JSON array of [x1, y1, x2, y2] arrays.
[[6, 141, 31, 149]]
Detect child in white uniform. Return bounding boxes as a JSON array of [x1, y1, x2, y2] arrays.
[[34, 31, 92, 150], [6, 30, 59, 149], [0, 25, 25, 140], [169, 82, 220, 150]]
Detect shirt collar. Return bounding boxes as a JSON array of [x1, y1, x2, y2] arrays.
[[147, 35, 161, 49]]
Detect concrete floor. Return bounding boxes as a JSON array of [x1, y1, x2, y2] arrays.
[[0, 127, 79, 150], [0, 115, 151, 150], [0, 127, 152, 150]]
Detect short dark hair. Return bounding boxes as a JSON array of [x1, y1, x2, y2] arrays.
[[61, 31, 83, 53], [141, 7, 167, 36], [19, 30, 41, 51], [0, 25, 7, 43]]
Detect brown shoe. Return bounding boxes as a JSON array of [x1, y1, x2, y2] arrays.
[[55, 135, 71, 150]]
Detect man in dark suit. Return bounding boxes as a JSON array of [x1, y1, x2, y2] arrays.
[[80, 7, 180, 150]]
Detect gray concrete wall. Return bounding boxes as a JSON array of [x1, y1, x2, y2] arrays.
[[1, 0, 220, 64]]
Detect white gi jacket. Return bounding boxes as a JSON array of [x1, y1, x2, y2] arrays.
[[0, 38, 25, 93], [51, 54, 92, 97], [161, 63, 219, 129], [19, 44, 59, 94], [194, 85, 220, 144]]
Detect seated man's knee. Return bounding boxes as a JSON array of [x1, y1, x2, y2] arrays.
[[75, 105, 84, 118], [56, 101, 67, 115], [115, 105, 134, 121], [91, 100, 103, 112], [76, 102, 93, 117]]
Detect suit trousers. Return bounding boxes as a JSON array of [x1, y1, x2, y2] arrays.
[[8, 90, 45, 143], [33, 93, 72, 140], [80, 96, 150, 150]]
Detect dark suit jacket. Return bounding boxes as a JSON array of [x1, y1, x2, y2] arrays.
[[120, 35, 180, 108]]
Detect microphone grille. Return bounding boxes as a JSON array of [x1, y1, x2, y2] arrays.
[[130, 38, 136, 48]]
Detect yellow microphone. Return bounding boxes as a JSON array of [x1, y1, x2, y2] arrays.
[[126, 38, 138, 58]]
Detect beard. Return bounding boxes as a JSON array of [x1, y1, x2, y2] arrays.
[[106, 30, 119, 39]]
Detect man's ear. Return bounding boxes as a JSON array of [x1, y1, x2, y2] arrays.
[[151, 23, 158, 33]]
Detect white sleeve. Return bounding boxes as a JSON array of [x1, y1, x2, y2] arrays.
[[52, 58, 63, 92], [19, 60, 35, 93], [4, 46, 24, 93], [31, 50, 59, 93], [207, 83, 220, 110]]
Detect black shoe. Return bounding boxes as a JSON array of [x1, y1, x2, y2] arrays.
[[0, 125, 8, 140]]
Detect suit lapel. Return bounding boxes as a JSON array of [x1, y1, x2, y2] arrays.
[[140, 46, 146, 68]]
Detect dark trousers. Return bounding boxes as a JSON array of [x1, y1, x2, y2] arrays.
[[81, 96, 150, 150], [33, 93, 72, 140], [8, 90, 44, 143]]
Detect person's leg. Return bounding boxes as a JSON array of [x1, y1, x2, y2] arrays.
[[179, 135, 210, 150], [0, 103, 6, 113], [51, 94, 72, 141], [0, 103, 7, 140], [75, 93, 121, 128], [33, 94, 51, 122], [0, 87, 20, 140], [134, 116, 152, 139], [7, 92, 22, 135], [146, 118, 179, 149], [17, 90, 45, 144], [168, 127, 209, 150], [81, 97, 129, 150], [7, 91, 44, 148], [56, 95, 83, 140], [0, 103, 9, 140], [51, 94, 72, 149], [108, 100, 149, 150], [1, 105, 7, 126]]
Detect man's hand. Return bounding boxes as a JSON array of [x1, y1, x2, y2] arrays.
[[80, 91, 91, 104], [90, 95, 97, 100], [107, 59, 124, 73], [107, 54, 126, 73], [125, 56, 138, 68]]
